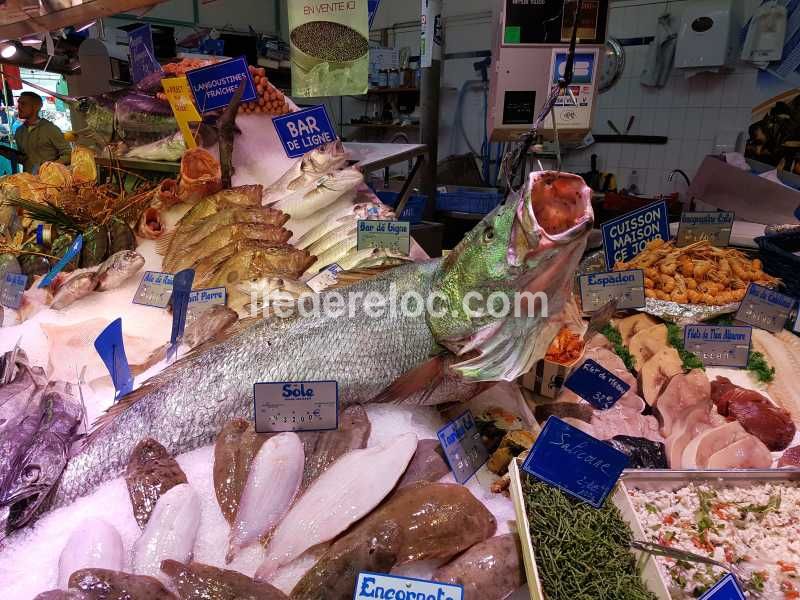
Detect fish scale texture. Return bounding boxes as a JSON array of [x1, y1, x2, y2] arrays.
[[52, 261, 439, 507]]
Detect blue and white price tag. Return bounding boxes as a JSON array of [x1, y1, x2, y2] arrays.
[[684, 325, 752, 368], [523, 416, 629, 508], [564, 359, 630, 410], [0, 272, 27, 309], [128, 24, 161, 83], [354, 572, 463, 600], [306, 263, 343, 293], [357, 220, 411, 255], [735, 283, 795, 333], [254, 381, 338, 433], [437, 410, 489, 484], [94, 318, 133, 400], [133, 271, 174, 308], [39, 234, 82, 288], [188, 287, 227, 309], [602, 200, 670, 269], [578, 269, 645, 312], [272, 105, 337, 159], [699, 574, 746, 600], [186, 56, 257, 113]]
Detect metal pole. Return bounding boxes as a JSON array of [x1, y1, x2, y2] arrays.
[[420, 0, 442, 219]]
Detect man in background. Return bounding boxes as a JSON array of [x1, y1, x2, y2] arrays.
[[14, 91, 70, 173]]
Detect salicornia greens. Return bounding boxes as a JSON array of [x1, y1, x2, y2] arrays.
[[522, 477, 658, 600]]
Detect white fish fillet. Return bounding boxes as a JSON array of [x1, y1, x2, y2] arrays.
[[255, 432, 418, 581], [752, 329, 800, 426], [132, 483, 201, 585], [227, 432, 304, 563], [57, 518, 125, 589]]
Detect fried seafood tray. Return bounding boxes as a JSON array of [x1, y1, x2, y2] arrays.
[[508, 459, 671, 600]]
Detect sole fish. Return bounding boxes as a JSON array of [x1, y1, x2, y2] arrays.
[[300, 405, 371, 492], [132, 483, 201, 585], [50, 171, 593, 513], [256, 433, 418, 580], [290, 482, 497, 599], [396, 438, 449, 488], [432, 534, 525, 600], [213, 420, 272, 524], [125, 438, 188, 529], [227, 432, 304, 562], [57, 518, 125, 589], [160, 560, 288, 600], [63, 568, 175, 600]]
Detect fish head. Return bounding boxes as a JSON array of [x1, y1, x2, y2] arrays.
[[429, 171, 593, 382]]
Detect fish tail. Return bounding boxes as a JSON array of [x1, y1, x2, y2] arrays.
[[371, 355, 449, 405], [156, 230, 176, 256]]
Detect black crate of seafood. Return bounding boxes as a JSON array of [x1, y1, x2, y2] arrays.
[[755, 229, 800, 297]]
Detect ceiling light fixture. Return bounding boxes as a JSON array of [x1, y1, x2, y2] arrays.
[[0, 42, 17, 59], [74, 20, 96, 33]]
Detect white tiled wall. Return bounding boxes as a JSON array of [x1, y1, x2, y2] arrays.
[[562, 0, 763, 197]]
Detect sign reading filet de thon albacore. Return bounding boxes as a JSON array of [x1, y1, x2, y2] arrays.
[[186, 56, 257, 113], [602, 201, 670, 269], [683, 325, 752, 368]]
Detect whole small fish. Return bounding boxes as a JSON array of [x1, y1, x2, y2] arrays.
[[181, 208, 290, 248], [160, 560, 288, 600], [93, 250, 146, 292], [256, 433, 418, 580], [290, 483, 497, 599], [125, 438, 188, 529], [263, 141, 347, 206], [213, 420, 272, 524], [305, 220, 356, 258], [274, 168, 364, 220], [396, 438, 449, 488], [132, 483, 201, 585], [227, 432, 304, 562], [432, 534, 526, 600], [313, 236, 357, 272], [172, 186, 265, 232], [57, 518, 125, 589], [166, 224, 293, 273], [0, 381, 84, 537], [300, 405, 371, 491], [202, 244, 317, 289], [51, 272, 97, 310], [51, 171, 593, 513]]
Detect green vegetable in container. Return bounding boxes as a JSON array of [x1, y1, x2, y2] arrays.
[[522, 477, 658, 600]]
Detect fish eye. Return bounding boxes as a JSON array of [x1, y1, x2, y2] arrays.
[[483, 227, 495, 242], [22, 466, 39, 483]]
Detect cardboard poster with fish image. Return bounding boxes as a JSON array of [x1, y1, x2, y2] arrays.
[[288, 0, 369, 97]]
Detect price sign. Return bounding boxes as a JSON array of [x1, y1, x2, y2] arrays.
[[522, 416, 629, 508], [563, 359, 630, 410], [133, 271, 175, 308], [354, 572, 463, 600], [676, 211, 734, 247], [185, 56, 256, 113], [437, 410, 489, 484], [0, 272, 26, 309], [306, 263, 343, 293], [188, 287, 227, 309], [601, 201, 670, 269], [94, 318, 133, 400], [272, 105, 337, 159], [162, 76, 201, 148], [699, 574, 746, 600], [254, 381, 338, 433], [357, 220, 411, 255], [578, 269, 645, 312], [735, 283, 795, 333], [684, 325, 752, 368], [128, 24, 161, 83], [39, 235, 82, 288]]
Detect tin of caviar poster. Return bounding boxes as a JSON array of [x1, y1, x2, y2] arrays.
[[289, 0, 369, 97]]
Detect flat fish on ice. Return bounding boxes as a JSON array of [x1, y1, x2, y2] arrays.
[[161, 560, 288, 600], [256, 433, 418, 580], [125, 438, 188, 528]]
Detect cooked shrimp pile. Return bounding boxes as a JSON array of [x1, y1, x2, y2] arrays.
[[614, 239, 780, 305]]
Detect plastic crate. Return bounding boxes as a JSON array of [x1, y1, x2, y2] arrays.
[[436, 187, 503, 214], [375, 190, 426, 224]]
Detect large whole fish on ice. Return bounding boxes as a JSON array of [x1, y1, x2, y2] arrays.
[[50, 170, 593, 508]]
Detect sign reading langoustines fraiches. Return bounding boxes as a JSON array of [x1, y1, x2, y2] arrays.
[[578, 269, 645, 312], [601, 201, 670, 269], [185, 56, 256, 113], [39, 234, 82, 288], [735, 283, 795, 333], [563, 358, 630, 410], [272, 105, 337, 159], [699, 574, 746, 600], [676, 211, 735, 247], [254, 381, 338, 433], [522, 416, 629, 508], [437, 410, 489, 485], [354, 572, 463, 600], [684, 325, 752, 368], [128, 24, 161, 83], [0, 272, 26, 309], [357, 220, 411, 255]]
